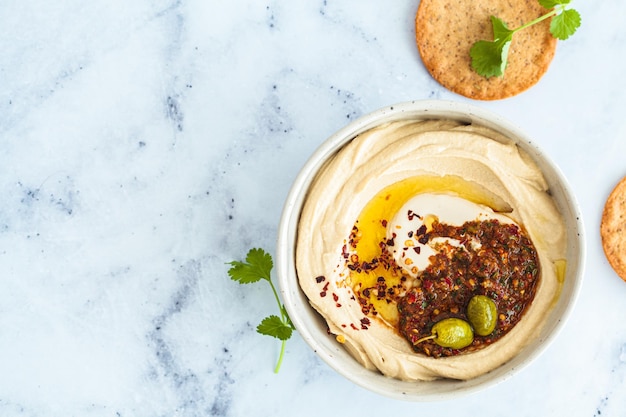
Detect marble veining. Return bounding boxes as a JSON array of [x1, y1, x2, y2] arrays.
[[1, 0, 626, 416]]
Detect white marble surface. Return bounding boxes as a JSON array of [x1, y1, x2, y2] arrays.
[[1, 0, 626, 416]]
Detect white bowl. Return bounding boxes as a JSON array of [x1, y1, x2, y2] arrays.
[[276, 100, 585, 401]]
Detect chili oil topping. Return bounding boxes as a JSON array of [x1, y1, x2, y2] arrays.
[[343, 189, 540, 358]]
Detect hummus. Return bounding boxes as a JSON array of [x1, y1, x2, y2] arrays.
[[295, 119, 566, 381]]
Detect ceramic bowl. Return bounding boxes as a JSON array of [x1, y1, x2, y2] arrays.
[[276, 100, 585, 401]]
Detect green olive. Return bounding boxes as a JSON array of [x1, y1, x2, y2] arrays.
[[430, 318, 474, 349], [467, 295, 497, 336]]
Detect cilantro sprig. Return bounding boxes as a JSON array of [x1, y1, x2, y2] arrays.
[[470, 0, 581, 78], [227, 248, 295, 373]]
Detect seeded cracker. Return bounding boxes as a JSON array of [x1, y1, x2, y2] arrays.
[[415, 0, 557, 100], [601, 176, 626, 282]]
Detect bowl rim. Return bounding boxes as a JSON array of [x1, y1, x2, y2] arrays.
[[276, 99, 586, 401]]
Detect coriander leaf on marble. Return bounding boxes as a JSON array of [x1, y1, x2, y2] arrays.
[[470, 0, 581, 78], [257, 315, 293, 341], [227, 247, 273, 284], [227, 248, 295, 373]]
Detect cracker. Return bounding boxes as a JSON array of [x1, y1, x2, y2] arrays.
[[415, 0, 557, 100], [601, 176, 626, 282]]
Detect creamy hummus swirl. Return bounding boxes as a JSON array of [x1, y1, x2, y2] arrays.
[[296, 119, 566, 381]]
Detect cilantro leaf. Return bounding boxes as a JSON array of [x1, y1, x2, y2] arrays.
[[550, 8, 581, 40], [227, 260, 262, 284], [245, 247, 273, 280], [470, 1, 580, 79], [227, 248, 296, 373], [491, 16, 514, 41], [281, 305, 294, 329], [470, 17, 513, 78], [227, 247, 273, 284], [470, 41, 509, 78], [257, 315, 294, 341]]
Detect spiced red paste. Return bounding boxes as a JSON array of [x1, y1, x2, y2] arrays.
[[349, 218, 540, 358]]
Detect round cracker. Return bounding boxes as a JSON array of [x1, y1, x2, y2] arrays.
[[601, 176, 626, 282], [415, 0, 557, 100]]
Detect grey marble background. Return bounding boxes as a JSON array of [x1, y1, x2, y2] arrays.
[[1, 0, 625, 416]]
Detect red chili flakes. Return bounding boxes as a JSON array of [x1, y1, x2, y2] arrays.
[[408, 210, 420, 221], [332, 292, 342, 307], [320, 281, 330, 298], [357, 292, 375, 316], [348, 225, 360, 250], [315, 275, 326, 284], [381, 219, 388, 227], [342, 244, 349, 259], [360, 317, 371, 330], [375, 277, 387, 300]]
